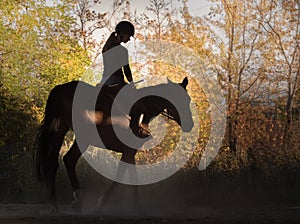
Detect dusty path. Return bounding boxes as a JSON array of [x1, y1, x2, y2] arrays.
[[0, 203, 300, 224]]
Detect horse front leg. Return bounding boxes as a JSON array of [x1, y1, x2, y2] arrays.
[[63, 141, 83, 213], [96, 150, 138, 212], [125, 152, 142, 213]]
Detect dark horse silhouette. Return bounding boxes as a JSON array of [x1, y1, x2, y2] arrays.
[[35, 77, 193, 213]]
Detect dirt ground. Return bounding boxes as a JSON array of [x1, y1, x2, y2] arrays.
[[0, 203, 300, 224]]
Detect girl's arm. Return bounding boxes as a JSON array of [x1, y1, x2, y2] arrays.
[[123, 64, 133, 83]]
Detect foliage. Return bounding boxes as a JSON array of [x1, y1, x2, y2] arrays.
[[0, 0, 90, 201], [0, 0, 91, 146], [0, 0, 91, 107], [131, 0, 300, 175], [0, 0, 300, 203]]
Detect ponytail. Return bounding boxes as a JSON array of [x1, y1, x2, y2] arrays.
[[110, 31, 117, 38], [102, 32, 118, 53]]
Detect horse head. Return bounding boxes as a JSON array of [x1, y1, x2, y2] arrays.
[[140, 77, 194, 133], [164, 77, 193, 132]]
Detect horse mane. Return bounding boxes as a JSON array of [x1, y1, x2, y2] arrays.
[[136, 79, 178, 94]]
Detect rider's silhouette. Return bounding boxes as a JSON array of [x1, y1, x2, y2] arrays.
[[100, 21, 149, 138]]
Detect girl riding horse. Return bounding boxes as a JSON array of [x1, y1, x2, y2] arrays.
[[100, 21, 149, 138]]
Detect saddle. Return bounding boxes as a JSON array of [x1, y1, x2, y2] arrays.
[[96, 84, 150, 138], [97, 84, 128, 114]]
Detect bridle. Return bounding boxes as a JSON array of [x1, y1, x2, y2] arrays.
[[133, 79, 178, 123]]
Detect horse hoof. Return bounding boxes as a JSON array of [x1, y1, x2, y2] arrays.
[[136, 207, 147, 216], [72, 189, 83, 213], [49, 205, 60, 214], [92, 205, 103, 215], [72, 200, 82, 213]]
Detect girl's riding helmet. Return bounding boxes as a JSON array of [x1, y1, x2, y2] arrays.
[[115, 21, 135, 37]]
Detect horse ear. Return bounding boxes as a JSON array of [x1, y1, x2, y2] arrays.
[[181, 77, 188, 89]]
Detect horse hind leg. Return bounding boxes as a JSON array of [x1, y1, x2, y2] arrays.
[[63, 141, 84, 213], [48, 130, 68, 214]]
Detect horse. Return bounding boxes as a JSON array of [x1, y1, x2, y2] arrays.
[[35, 77, 193, 213]]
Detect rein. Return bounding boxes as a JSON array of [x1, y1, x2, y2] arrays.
[[160, 110, 175, 121]]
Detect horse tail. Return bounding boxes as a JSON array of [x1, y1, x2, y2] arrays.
[[35, 85, 68, 185]]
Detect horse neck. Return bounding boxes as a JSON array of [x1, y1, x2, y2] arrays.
[[138, 83, 170, 110], [141, 95, 168, 124]]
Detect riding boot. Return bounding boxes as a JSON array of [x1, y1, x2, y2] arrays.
[[130, 113, 150, 138]]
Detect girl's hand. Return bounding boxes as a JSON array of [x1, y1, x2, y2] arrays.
[[129, 81, 136, 89]]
